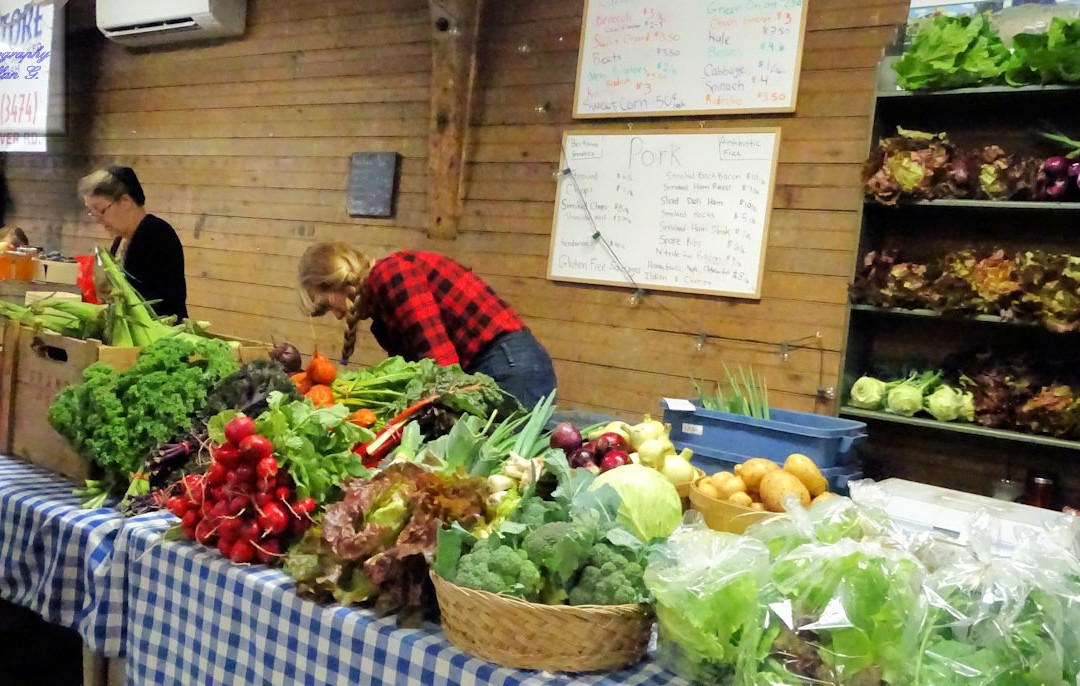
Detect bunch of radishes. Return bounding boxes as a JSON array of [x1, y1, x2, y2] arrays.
[[1040, 156, 1080, 200], [165, 415, 315, 565]]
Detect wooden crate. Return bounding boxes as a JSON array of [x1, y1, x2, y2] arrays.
[[0, 326, 267, 481]]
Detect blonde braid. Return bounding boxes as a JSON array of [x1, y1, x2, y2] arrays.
[[341, 290, 365, 364]]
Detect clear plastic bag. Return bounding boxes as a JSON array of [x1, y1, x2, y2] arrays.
[[644, 512, 772, 684], [909, 511, 1080, 686]]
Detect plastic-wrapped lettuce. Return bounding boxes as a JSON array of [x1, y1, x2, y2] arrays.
[[643, 514, 771, 684], [910, 512, 1080, 685]]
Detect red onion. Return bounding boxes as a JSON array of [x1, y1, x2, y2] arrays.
[[549, 422, 583, 453]]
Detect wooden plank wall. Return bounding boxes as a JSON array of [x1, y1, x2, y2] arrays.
[[2, 0, 909, 419]]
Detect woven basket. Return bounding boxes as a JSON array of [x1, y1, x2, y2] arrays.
[[431, 572, 653, 672]]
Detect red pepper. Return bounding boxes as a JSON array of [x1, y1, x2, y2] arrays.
[[349, 384, 483, 470]]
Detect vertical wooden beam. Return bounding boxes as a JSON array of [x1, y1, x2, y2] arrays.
[[427, 0, 484, 240]]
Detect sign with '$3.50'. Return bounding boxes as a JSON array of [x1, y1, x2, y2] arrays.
[[0, 0, 64, 152]]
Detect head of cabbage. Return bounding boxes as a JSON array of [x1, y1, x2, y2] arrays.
[[590, 464, 682, 542]]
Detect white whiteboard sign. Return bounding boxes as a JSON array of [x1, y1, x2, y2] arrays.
[[574, 0, 807, 118], [548, 129, 780, 299]]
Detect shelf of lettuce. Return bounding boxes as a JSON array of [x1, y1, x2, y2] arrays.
[[876, 83, 1080, 99], [863, 199, 1080, 211], [839, 406, 1080, 452], [846, 304, 1079, 330]]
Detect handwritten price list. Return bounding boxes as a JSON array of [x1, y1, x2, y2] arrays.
[[574, 0, 806, 117], [549, 130, 780, 298]]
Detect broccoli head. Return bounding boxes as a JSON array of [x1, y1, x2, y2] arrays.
[[455, 544, 542, 600], [567, 542, 647, 606], [511, 495, 560, 529]]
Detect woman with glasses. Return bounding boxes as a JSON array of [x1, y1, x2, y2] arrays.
[[77, 166, 188, 320]]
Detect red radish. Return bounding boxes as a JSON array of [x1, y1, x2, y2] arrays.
[[181, 511, 199, 530], [218, 538, 234, 557], [241, 521, 262, 542], [231, 465, 255, 485], [256, 492, 274, 508], [297, 498, 316, 514], [205, 463, 228, 487], [213, 444, 242, 469], [195, 520, 217, 545], [219, 517, 243, 542], [200, 500, 215, 518], [182, 526, 197, 540], [210, 501, 230, 520], [275, 487, 292, 502], [254, 539, 282, 564], [290, 518, 312, 535], [228, 496, 249, 515], [594, 432, 629, 457], [224, 415, 256, 446], [239, 435, 274, 464], [230, 540, 255, 563], [166, 496, 188, 516], [600, 450, 630, 472], [258, 502, 289, 534], [256, 456, 279, 481]]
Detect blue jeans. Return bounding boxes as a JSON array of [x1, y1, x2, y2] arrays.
[[467, 329, 557, 409]]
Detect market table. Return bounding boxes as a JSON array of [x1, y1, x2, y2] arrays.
[[125, 517, 687, 686], [0, 454, 173, 660]]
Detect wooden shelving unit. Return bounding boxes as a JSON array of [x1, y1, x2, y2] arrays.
[[840, 59, 1080, 501]]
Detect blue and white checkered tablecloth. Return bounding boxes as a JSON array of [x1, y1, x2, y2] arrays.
[[0, 454, 172, 657], [126, 519, 687, 686]]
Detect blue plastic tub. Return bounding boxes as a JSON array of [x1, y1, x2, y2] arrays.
[[662, 400, 867, 468], [680, 442, 861, 495]]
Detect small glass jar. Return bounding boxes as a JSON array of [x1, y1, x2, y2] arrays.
[[1025, 473, 1055, 510]]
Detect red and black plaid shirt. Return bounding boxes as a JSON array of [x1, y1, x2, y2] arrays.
[[365, 251, 524, 368]]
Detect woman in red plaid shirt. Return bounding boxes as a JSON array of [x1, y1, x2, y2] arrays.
[[299, 242, 557, 407]]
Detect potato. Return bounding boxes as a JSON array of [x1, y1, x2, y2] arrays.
[[783, 453, 828, 497], [728, 491, 753, 508], [697, 481, 720, 499], [750, 502, 766, 511], [715, 475, 747, 499], [708, 471, 736, 486], [759, 469, 811, 512], [734, 458, 780, 491], [811, 491, 838, 506]]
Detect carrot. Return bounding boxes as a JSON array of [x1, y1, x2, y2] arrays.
[[348, 408, 378, 428]]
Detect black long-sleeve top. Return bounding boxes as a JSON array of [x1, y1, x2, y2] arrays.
[[109, 214, 188, 321]]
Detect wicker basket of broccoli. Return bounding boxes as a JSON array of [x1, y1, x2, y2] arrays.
[[429, 456, 654, 672]]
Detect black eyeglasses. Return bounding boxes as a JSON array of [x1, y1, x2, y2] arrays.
[[86, 201, 115, 219]]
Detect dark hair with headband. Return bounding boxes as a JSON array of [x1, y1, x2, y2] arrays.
[[76, 166, 146, 206]]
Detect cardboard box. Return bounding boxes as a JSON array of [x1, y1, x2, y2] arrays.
[[41, 260, 79, 285], [0, 326, 267, 481], [689, 477, 776, 534]]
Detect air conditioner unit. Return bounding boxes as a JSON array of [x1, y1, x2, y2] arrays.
[[97, 0, 246, 47]]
